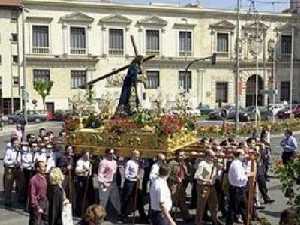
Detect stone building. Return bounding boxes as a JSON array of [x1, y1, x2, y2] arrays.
[[1, 0, 300, 114], [0, 0, 22, 114]]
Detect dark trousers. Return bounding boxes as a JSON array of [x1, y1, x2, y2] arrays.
[[226, 185, 247, 225], [121, 179, 145, 218], [150, 210, 169, 225], [282, 152, 295, 165], [191, 179, 197, 209], [257, 175, 269, 202], [29, 207, 47, 225], [75, 176, 88, 217], [4, 167, 16, 205]]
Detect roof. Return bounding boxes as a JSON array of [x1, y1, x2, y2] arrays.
[[0, 0, 23, 8]]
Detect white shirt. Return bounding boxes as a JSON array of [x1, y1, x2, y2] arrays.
[[46, 153, 56, 173], [75, 158, 92, 176], [149, 162, 160, 183], [194, 160, 217, 185], [228, 159, 248, 187], [150, 176, 172, 212], [21, 149, 35, 170], [4, 147, 20, 167], [34, 151, 47, 163], [124, 159, 139, 181]]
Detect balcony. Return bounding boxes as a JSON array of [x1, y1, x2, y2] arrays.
[[179, 51, 192, 57], [109, 48, 124, 56], [146, 49, 160, 56], [32, 47, 49, 54], [71, 48, 86, 55]]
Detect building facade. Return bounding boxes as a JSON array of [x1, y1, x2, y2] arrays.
[[1, 0, 300, 114], [0, 0, 22, 114]]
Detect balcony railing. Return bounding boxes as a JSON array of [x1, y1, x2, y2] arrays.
[[179, 51, 192, 57], [71, 48, 86, 55], [109, 49, 124, 56], [146, 49, 160, 55], [32, 47, 49, 54]]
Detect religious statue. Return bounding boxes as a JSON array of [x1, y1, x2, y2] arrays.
[[116, 55, 144, 116]]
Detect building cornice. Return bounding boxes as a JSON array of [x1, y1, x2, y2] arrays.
[[60, 12, 94, 24], [26, 54, 99, 67], [99, 14, 132, 26], [24, 0, 297, 23], [137, 16, 167, 27], [26, 16, 53, 23]]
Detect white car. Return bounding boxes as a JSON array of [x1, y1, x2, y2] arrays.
[[169, 107, 201, 116], [269, 104, 287, 116]]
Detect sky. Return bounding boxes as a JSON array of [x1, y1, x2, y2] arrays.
[[115, 0, 290, 12]]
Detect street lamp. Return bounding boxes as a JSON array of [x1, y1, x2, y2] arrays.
[[268, 38, 276, 123], [181, 18, 189, 93]]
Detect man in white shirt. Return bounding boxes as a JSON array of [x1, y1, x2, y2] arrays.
[[121, 150, 146, 222], [150, 165, 176, 225], [75, 152, 92, 217], [227, 149, 248, 225], [3, 136, 21, 207], [194, 149, 221, 225], [149, 153, 166, 184]]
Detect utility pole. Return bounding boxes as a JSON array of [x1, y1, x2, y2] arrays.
[[22, 7, 27, 123], [290, 26, 294, 118], [235, 0, 240, 135]]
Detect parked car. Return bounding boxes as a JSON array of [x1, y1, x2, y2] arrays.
[[277, 105, 300, 119], [52, 110, 73, 121], [169, 107, 201, 116], [208, 106, 251, 122], [198, 104, 214, 115], [7, 110, 48, 124], [245, 106, 272, 121], [269, 104, 287, 116]]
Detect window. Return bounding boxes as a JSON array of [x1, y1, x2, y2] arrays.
[[280, 81, 290, 102], [13, 77, 19, 86], [71, 70, 86, 89], [70, 27, 86, 54], [146, 30, 160, 55], [109, 29, 124, 55], [33, 69, 50, 84], [216, 82, 228, 103], [11, 33, 18, 42], [32, 26, 49, 54], [11, 10, 18, 22], [13, 55, 18, 64], [179, 31, 192, 56], [145, 71, 159, 89], [281, 35, 292, 56], [179, 71, 191, 90], [217, 33, 229, 54]]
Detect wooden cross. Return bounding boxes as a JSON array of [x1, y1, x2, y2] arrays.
[[81, 35, 155, 89]]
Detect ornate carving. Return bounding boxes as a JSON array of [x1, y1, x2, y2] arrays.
[[99, 14, 132, 25], [137, 16, 167, 27], [60, 12, 94, 24], [209, 20, 235, 30]]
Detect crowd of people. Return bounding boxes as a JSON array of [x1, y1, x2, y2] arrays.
[[2, 124, 298, 225]]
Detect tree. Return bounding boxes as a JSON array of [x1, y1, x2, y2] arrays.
[[33, 80, 54, 110]]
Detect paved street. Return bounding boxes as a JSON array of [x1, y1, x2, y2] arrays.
[[0, 124, 292, 225]]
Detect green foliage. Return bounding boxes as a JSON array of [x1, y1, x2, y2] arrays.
[[275, 158, 300, 222], [33, 80, 54, 107], [83, 113, 103, 128], [133, 110, 154, 126]]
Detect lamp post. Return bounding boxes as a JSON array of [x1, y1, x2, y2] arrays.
[[268, 39, 276, 123], [21, 6, 28, 123], [181, 18, 189, 94], [235, 0, 241, 135]]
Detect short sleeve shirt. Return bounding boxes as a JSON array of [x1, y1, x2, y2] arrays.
[[150, 177, 172, 212]]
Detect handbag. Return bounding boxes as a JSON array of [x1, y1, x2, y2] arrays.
[[62, 188, 74, 225], [62, 200, 73, 225]]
